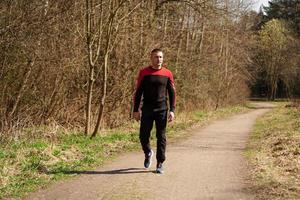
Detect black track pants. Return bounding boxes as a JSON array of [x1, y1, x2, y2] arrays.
[[139, 109, 167, 163]]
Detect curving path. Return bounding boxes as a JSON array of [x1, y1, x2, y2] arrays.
[[24, 102, 275, 200]]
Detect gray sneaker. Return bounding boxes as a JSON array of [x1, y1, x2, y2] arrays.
[[156, 162, 164, 174], [144, 150, 154, 168]]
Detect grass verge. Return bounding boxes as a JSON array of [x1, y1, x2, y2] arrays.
[[0, 104, 250, 199], [245, 103, 300, 200]]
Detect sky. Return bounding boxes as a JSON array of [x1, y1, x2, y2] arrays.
[[253, 0, 270, 12]]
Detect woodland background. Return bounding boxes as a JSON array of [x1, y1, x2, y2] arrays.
[[1, 0, 299, 139]]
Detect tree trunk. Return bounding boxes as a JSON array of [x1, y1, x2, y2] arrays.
[[85, 64, 95, 135], [91, 53, 108, 138], [8, 59, 34, 118], [175, 15, 185, 74]]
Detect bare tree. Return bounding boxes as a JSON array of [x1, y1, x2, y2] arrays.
[[0, 0, 255, 137]]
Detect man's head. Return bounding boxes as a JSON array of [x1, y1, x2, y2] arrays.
[[150, 48, 163, 68]]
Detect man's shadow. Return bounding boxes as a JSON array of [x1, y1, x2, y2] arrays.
[[47, 168, 156, 175]]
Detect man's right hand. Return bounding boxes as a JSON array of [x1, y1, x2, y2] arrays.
[[133, 112, 141, 121]]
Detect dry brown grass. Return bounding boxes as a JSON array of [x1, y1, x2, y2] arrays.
[[247, 103, 300, 200]]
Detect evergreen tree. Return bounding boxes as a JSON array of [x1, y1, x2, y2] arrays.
[[263, 0, 300, 35]]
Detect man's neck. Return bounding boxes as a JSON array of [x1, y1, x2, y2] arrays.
[[150, 65, 162, 70]]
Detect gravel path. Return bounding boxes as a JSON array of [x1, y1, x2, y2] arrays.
[[24, 102, 275, 200]]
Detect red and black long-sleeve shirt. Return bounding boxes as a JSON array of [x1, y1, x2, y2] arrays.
[[133, 66, 176, 113]]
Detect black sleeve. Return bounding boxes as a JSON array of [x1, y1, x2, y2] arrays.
[[133, 79, 144, 112], [167, 77, 176, 112]]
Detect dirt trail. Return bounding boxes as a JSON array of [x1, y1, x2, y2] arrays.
[[24, 102, 275, 200]]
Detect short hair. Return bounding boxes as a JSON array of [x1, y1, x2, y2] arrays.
[[151, 48, 163, 54]]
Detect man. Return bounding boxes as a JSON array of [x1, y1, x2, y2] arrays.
[[133, 48, 176, 174]]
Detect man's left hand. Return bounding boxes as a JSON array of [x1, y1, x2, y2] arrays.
[[168, 111, 175, 123]]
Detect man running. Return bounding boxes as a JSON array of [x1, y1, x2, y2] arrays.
[[133, 48, 176, 174]]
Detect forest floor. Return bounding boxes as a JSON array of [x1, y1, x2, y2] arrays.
[[21, 102, 276, 200]]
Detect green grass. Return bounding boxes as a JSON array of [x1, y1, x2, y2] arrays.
[[246, 103, 300, 200], [0, 104, 250, 199]]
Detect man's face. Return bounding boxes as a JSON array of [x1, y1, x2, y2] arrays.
[[151, 51, 163, 67]]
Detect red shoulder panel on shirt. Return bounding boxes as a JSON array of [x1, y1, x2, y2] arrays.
[[136, 66, 174, 90], [140, 66, 172, 78]]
